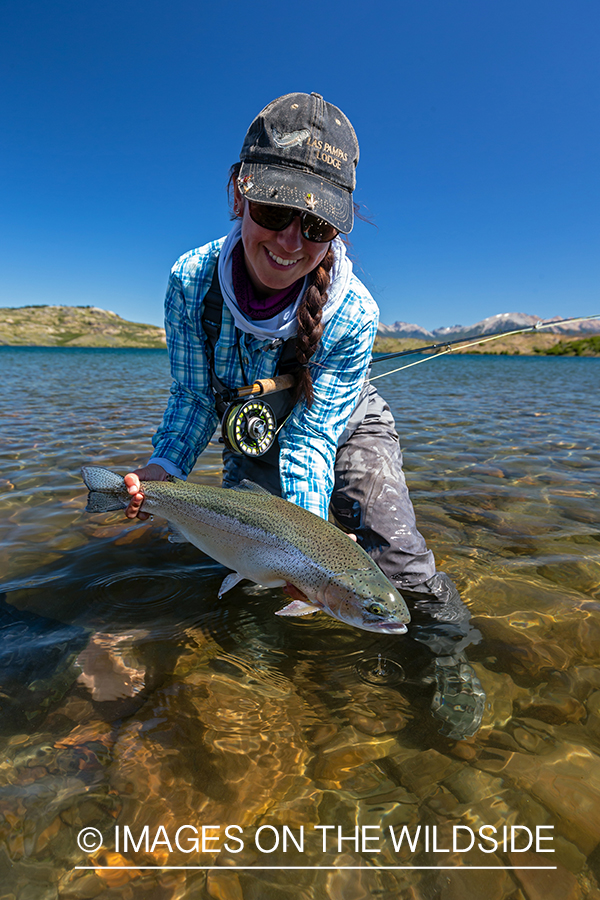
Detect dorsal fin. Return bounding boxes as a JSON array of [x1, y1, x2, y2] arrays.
[[229, 480, 272, 496]]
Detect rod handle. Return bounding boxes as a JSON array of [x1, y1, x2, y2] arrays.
[[237, 373, 296, 398]]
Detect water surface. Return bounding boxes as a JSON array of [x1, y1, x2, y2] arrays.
[[1, 347, 599, 899]]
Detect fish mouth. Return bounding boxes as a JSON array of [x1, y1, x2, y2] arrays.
[[362, 621, 408, 635]]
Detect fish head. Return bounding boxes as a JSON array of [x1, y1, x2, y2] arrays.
[[321, 569, 411, 634]]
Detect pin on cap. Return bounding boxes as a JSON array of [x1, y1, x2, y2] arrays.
[[238, 92, 359, 234]]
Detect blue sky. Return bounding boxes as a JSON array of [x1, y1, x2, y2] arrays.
[[1, 0, 598, 331]]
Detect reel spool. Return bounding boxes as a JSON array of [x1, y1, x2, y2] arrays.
[[221, 398, 277, 457]]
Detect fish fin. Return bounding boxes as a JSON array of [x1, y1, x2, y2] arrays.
[[81, 466, 125, 493], [229, 480, 272, 496], [275, 600, 321, 617], [218, 572, 245, 598], [86, 491, 127, 513], [167, 522, 189, 544]]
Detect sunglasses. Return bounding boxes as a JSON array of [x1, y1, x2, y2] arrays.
[[247, 201, 339, 243]]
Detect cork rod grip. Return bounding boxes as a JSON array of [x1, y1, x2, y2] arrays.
[[236, 373, 296, 398]]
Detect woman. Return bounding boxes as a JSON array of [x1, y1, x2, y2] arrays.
[[125, 92, 483, 738]]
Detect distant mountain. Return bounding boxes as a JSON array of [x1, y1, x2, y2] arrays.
[[379, 312, 600, 340], [377, 321, 434, 339], [0, 305, 166, 348], [432, 312, 542, 340]]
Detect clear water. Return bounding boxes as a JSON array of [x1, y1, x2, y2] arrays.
[[1, 347, 599, 899]]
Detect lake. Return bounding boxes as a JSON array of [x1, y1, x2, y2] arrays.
[[1, 347, 599, 899]]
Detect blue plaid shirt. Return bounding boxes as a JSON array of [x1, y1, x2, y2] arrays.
[[150, 237, 379, 519]]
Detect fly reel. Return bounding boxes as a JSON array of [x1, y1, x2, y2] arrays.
[[221, 398, 277, 457]]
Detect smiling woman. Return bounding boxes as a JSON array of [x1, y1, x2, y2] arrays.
[[122, 91, 483, 738]]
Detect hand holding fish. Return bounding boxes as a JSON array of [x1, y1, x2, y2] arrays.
[[124, 464, 168, 520]]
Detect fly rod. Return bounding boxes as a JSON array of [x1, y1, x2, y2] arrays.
[[219, 313, 599, 456]]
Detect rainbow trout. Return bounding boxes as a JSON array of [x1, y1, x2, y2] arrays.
[[81, 466, 410, 634]]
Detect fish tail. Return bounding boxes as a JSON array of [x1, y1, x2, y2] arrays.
[[85, 491, 127, 513], [81, 466, 128, 513], [81, 465, 126, 493]]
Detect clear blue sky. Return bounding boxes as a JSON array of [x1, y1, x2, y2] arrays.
[[1, 0, 598, 331]]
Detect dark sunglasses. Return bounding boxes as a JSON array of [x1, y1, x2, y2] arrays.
[[247, 201, 338, 243]]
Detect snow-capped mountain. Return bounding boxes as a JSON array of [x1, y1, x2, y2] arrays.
[[377, 321, 435, 339]]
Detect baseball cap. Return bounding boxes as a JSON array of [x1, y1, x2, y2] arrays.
[[237, 92, 359, 234]]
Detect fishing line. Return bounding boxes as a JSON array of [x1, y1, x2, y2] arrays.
[[369, 313, 600, 381]]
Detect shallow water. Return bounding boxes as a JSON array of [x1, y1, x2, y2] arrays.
[[1, 347, 599, 899]]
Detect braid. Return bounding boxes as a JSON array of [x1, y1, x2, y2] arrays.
[[295, 247, 335, 407]]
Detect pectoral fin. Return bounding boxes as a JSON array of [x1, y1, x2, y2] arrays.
[[167, 522, 189, 544], [275, 600, 321, 617], [218, 572, 245, 598]]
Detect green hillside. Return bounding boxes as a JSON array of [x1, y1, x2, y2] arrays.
[[0, 305, 166, 348]]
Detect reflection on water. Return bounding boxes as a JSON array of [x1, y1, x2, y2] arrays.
[[1, 347, 599, 899]]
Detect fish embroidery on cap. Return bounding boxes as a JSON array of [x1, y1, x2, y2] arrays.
[[272, 128, 311, 149]]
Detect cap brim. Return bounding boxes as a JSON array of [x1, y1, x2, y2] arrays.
[[238, 162, 353, 234]]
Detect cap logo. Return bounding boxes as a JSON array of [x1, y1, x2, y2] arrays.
[[272, 127, 311, 149], [307, 136, 349, 171]]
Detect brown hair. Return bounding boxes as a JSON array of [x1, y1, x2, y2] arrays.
[[227, 162, 335, 407], [293, 247, 334, 407]]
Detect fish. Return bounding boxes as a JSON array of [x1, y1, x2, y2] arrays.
[[81, 466, 411, 635], [271, 127, 311, 148]]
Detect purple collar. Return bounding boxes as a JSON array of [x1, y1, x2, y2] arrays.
[[232, 241, 303, 321]]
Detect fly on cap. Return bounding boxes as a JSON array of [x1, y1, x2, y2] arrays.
[[237, 92, 359, 234]]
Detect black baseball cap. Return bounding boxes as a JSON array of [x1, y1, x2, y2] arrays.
[[238, 92, 359, 234]]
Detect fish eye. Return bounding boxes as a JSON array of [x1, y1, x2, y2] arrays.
[[367, 603, 386, 617]]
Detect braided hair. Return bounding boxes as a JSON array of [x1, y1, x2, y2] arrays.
[[228, 162, 335, 407], [293, 247, 334, 407]]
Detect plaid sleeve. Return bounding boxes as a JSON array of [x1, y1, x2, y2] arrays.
[[278, 282, 379, 518], [150, 247, 221, 475]]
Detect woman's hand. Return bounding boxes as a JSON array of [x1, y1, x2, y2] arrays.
[[124, 464, 168, 519]]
